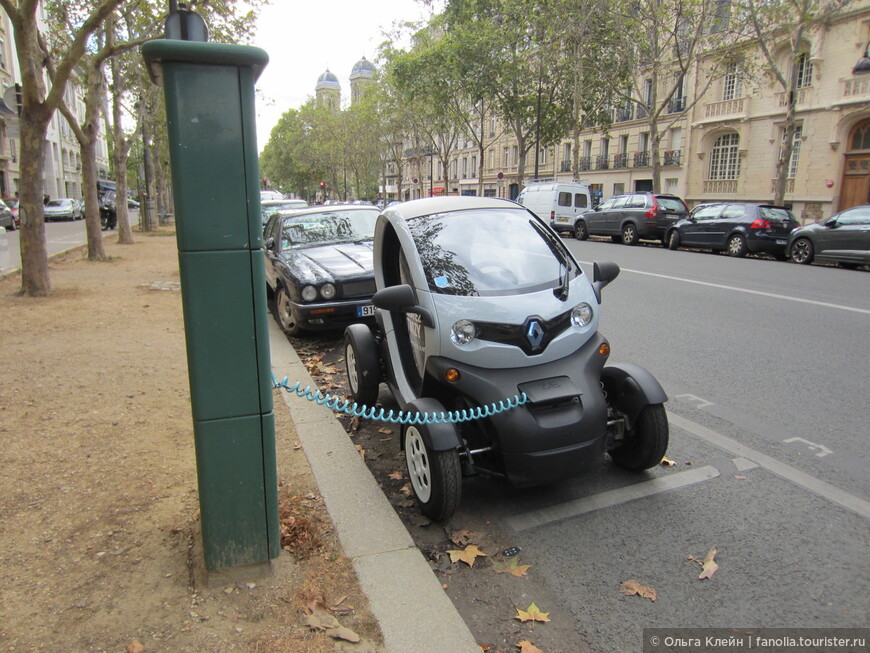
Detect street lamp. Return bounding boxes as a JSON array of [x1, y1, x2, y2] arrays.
[[424, 147, 435, 197], [853, 41, 870, 75]]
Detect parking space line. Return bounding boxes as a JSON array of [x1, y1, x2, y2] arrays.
[[669, 413, 870, 522], [507, 465, 720, 532]]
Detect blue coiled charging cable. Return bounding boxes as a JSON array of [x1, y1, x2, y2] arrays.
[[273, 375, 528, 424]]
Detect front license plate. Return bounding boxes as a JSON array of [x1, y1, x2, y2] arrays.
[[356, 304, 375, 317]]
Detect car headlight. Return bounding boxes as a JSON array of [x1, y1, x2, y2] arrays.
[[320, 283, 336, 300], [571, 302, 593, 327], [301, 285, 317, 302], [451, 319, 476, 345]]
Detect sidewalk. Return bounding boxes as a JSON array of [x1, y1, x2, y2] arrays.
[[0, 230, 478, 652]]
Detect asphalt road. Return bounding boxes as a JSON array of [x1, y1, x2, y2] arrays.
[[478, 240, 870, 652]]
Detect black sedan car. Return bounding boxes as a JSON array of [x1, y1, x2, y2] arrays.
[[263, 205, 380, 335], [666, 202, 798, 259], [788, 205, 870, 268]]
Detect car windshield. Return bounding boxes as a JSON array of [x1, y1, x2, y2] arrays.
[[657, 196, 686, 212], [407, 208, 575, 297], [280, 209, 379, 250], [47, 200, 71, 208], [262, 201, 308, 223]]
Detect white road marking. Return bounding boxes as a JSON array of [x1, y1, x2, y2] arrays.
[[675, 393, 714, 408], [783, 437, 833, 457], [669, 413, 870, 521], [507, 465, 720, 531], [577, 261, 870, 316], [733, 457, 759, 472]]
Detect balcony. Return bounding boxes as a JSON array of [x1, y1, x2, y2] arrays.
[[560, 160, 571, 173], [667, 97, 686, 114], [769, 178, 795, 194], [595, 155, 610, 170], [633, 151, 649, 168], [703, 179, 738, 194], [635, 106, 649, 120], [842, 77, 870, 100], [578, 156, 591, 172], [663, 150, 682, 166], [613, 153, 627, 169], [775, 87, 810, 108], [703, 97, 747, 120], [614, 106, 633, 122]]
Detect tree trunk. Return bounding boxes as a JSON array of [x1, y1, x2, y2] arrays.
[[80, 137, 106, 261], [18, 108, 51, 296]]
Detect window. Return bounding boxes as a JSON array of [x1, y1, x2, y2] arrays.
[[627, 195, 646, 209], [470, 156, 477, 175], [612, 183, 625, 196], [671, 127, 683, 151], [709, 133, 740, 180], [721, 204, 747, 219], [795, 52, 813, 88], [563, 143, 571, 161], [488, 149, 495, 170], [619, 135, 629, 154], [558, 192, 572, 207], [693, 204, 724, 220], [574, 194, 587, 208], [503, 147, 509, 167], [583, 140, 592, 158], [643, 79, 653, 105], [639, 132, 649, 153], [665, 178, 678, 194], [723, 61, 743, 100], [511, 145, 518, 165], [780, 125, 802, 178], [0, 39, 5, 70], [600, 138, 610, 157], [837, 207, 870, 225], [851, 121, 870, 150], [539, 147, 548, 164]]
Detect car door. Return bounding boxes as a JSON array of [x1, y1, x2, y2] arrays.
[[681, 204, 723, 247], [586, 197, 613, 233], [714, 204, 748, 248], [262, 215, 283, 289], [605, 196, 629, 233], [820, 206, 870, 263]]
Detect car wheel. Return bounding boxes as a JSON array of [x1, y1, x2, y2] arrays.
[[790, 238, 814, 264], [727, 234, 747, 257], [344, 324, 380, 406], [621, 223, 639, 246], [273, 286, 301, 335], [608, 404, 669, 471], [403, 421, 462, 520], [667, 230, 680, 250], [574, 220, 589, 241]]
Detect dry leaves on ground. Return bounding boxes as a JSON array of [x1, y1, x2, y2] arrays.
[[492, 556, 532, 577], [447, 544, 488, 567], [620, 580, 657, 601], [514, 603, 551, 623], [688, 546, 720, 580]]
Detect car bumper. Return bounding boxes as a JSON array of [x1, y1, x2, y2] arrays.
[[425, 333, 611, 486], [747, 232, 790, 256], [289, 298, 374, 331]]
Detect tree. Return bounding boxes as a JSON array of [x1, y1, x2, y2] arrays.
[[740, 0, 849, 206], [2, 0, 127, 296]]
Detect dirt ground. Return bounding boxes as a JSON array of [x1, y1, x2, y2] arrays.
[[0, 229, 383, 653]]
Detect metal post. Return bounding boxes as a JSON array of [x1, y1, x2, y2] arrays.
[[142, 36, 278, 571]]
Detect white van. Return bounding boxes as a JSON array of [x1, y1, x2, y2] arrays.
[[516, 180, 591, 236]]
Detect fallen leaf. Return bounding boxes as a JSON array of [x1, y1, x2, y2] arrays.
[[492, 556, 532, 577], [514, 602, 551, 623], [620, 580, 657, 601], [293, 440, 302, 450], [324, 626, 361, 643], [447, 544, 487, 566], [355, 444, 366, 460], [378, 427, 394, 435], [400, 483, 413, 497], [388, 470, 404, 481], [697, 547, 719, 580], [661, 456, 676, 467], [517, 641, 544, 653], [127, 641, 145, 653], [734, 475, 747, 480], [449, 529, 472, 546]]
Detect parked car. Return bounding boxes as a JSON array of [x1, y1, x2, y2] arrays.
[[260, 198, 308, 226], [788, 204, 870, 268], [516, 180, 591, 237], [0, 202, 14, 230], [263, 204, 380, 335], [667, 202, 799, 259], [43, 198, 82, 221], [579, 192, 688, 245], [260, 190, 284, 201], [2, 198, 20, 228]]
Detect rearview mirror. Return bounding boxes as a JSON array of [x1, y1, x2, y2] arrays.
[[372, 284, 434, 327]]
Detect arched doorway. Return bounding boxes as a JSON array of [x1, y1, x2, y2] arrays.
[[840, 119, 870, 211]]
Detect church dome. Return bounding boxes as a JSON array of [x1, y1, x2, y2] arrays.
[[350, 57, 376, 80], [315, 69, 341, 91]]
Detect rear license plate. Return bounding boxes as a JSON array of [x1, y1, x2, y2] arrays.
[[356, 304, 375, 317], [556, 217, 569, 223]]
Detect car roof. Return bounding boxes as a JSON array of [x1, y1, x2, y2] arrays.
[[385, 196, 521, 220]]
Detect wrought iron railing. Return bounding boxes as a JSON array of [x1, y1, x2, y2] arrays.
[[578, 156, 591, 172], [596, 155, 610, 170], [633, 152, 649, 167], [663, 150, 682, 166], [613, 153, 627, 168]]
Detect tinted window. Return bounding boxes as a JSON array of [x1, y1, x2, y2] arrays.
[[758, 206, 796, 222], [407, 208, 573, 297], [657, 196, 687, 212], [692, 204, 724, 220], [280, 209, 379, 250], [558, 192, 572, 207], [574, 194, 588, 208], [721, 205, 747, 219], [837, 207, 870, 225]]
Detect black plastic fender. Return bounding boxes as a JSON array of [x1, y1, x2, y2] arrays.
[[601, 363, 668, 425], [401, 397, 462, 452]]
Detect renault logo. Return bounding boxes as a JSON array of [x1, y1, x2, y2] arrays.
[[526, 320, 544, 348]]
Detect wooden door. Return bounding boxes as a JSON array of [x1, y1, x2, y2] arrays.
[[839, 154, 870, 211]]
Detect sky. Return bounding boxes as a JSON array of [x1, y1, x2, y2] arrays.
[[250, 0, 437, 152]]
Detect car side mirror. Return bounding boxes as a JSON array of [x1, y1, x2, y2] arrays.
[[825, 219, 838, 228], [592, 261, 620, 303], [372, 284, 434, 327]]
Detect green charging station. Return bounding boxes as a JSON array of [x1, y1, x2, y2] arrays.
[[142, 38, 279, 570]]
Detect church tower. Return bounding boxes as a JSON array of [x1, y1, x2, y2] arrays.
[[349, 57, 376, 106], [315, 69, 341, 111]]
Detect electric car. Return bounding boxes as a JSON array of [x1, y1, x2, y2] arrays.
[[344, 196, 669, 520]]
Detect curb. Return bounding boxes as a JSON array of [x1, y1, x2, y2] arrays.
[[269, 320, 480, 653], [0, 242, 89, 281]]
